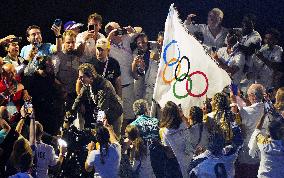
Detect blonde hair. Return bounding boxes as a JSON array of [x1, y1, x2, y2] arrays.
[[275, 87, 284, 111], [63, 30, 76, 41], [211, 8, 224, 20]]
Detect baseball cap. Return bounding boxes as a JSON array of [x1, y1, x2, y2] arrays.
[[64, 21, 84, 31], [96, 38, 110, 50]]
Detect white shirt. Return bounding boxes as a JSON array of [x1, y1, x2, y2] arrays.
[[240, 30, 262, 69], [250, 129, 284, 178], [36, 142, 58, 178], [238, 102, 264, 164], [253, 44, 283, 88], [86, 142, 121, 178], [184, 23, 228, 49], [109, 34, 135, 85], [75, 31, 105, 60], [160, 122, 193, 178]]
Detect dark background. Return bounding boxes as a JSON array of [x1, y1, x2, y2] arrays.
[[0, 0, 283, 54]]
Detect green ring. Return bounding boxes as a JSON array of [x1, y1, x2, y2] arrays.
[[173, 73, 192, 99]]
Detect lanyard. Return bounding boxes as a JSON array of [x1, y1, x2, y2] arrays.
[[102, 58, 109, 77]]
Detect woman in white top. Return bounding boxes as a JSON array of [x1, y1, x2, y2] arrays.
[[85, 123, 121, 178], [159, 101, 192, 178]]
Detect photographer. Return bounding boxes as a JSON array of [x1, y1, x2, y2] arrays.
[[85, 119, 121, 178], [105, 21, 141, 133], [70, 63, 123, 137], [75, 13, 105, 60]]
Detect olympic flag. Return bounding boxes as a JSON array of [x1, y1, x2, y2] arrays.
[[152, 4, 231, 117]]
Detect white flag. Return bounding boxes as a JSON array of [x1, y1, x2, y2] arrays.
[[153, 4, 231, 117]]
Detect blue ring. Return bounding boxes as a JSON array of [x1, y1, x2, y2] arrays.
[[163, 40, 180, 66]]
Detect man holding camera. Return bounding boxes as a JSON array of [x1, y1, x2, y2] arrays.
[[105, 22, 141, 134], [69, 63, 123, 137], [75, 13, 105, 61]]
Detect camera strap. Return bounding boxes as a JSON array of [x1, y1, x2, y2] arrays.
[[102, 58, 109, 78]]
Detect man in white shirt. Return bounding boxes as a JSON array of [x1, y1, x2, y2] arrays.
[[184, 8, 228, 49], [75, 13, 105, 61], [254, 28, 283, 88], [105, 22, 139, 133], [238, 14, 262, 91], [231, 83, 265, 178], [33, 121, 66, 178]]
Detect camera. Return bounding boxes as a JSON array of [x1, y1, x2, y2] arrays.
[[54, 19, 62, 27], [11, 37, 22, 43], [115, 28, 127, 36], [24, 101, 33, 115], [88, 24, 95, 32], [136, 49, 146, 76]]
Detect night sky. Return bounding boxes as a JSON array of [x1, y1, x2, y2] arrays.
[[0, 0, 283, 51]]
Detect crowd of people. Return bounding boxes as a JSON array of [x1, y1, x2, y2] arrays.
[[0, 7, 283, 178]]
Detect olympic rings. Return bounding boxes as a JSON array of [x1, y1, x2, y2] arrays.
[[174, 56, 190, 82], [173, 73, 192, 99], [186, 71, 209, 97], [163, 40, 180, 66], [162, 58, 181, 84]]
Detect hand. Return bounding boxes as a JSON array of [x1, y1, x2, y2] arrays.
[[107, 29, 118, 41], [0, 35, 16, 45], [87, 141, 95, 152], [51, 24, 61, 37], [60, 145, 67, 155], [83, 31, 95, 42], [186, 14, 197, 24], [22, 90, 31, 101], [124, 26, 135, 33], [27, 46, 38, 61]]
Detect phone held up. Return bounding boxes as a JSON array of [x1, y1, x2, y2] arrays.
[[54, 19, 62, 27], [88, 24, 95, 32]]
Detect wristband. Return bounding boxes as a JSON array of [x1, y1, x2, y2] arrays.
[[56, 34, 62, 38]]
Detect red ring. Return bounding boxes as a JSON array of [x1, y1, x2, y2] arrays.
[[186, 71, 209, 97]]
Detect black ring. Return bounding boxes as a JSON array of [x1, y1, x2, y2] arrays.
[[174, 56, 190, 81]]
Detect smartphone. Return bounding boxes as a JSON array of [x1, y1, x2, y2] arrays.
[[54, 19, 62, 27], [97, 110, 106, 122], [11, 37, 22, 43], [88, 24, 95, 32], [24, 101, 33, 115]]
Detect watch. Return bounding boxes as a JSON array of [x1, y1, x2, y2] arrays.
[[56, 34, 62, 38]]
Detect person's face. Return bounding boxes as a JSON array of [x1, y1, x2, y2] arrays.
[[88, 19, 102, 34], [63, 35, 76, 53], [137, 36, 148, 52], [157, 35, 164, 47], [207, 11, 220, 28], [242, 20, 254, 35], [264, 34, 276, 47], [2, 69, 15, 81], [96, 47, 109, 61], [78, 70, 92, 85], [27, 28, 42, 44], [7, 42, 19, 57]]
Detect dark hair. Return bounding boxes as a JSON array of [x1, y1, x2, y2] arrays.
[[266, 28, 281, 42], [18, 152, 33, 172], [208, 132, 225, 155], [130, 33, 149, 52], [190, 106, 203, 124], [125, 125, 147, 160], [78, 63, 97, 78], [96, 126, 110, 164], [160, 101, 182, 129], [88, 13, 102, 23], [242, 14, 257, 26], [268, 120, 284, 140], [26, 25, 41, 37]]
